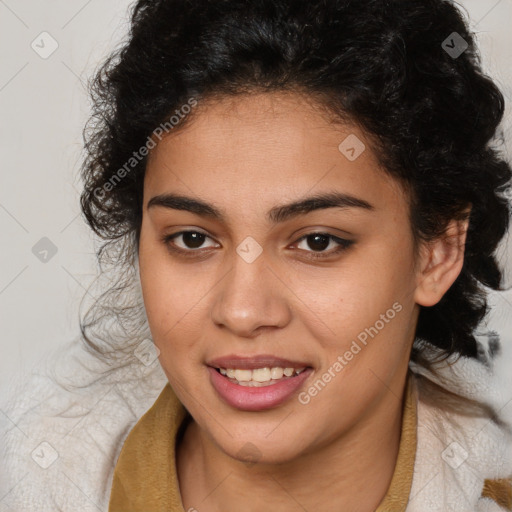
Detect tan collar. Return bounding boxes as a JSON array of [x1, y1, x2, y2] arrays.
[[109, 372, 418, 511]]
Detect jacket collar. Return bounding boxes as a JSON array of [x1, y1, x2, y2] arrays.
[[108, 372, 418, 511]]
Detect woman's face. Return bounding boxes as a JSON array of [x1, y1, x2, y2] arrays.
[[138, 91, 423, 463]]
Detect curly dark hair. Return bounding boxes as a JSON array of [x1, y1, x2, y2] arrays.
[[79, 0, 511, 372]]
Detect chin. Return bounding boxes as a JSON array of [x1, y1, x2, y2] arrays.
[[214, 430, 308, 466]]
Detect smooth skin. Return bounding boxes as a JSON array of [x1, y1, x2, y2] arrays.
[[137, 90, 468, 511]]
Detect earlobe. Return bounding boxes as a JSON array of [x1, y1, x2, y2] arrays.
[[414, 218, 469, 307]]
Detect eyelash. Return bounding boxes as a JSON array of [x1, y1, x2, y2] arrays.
[[160, 230, 354, 260]]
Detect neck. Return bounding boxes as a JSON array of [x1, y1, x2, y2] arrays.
[[177, 375, 407, 512]]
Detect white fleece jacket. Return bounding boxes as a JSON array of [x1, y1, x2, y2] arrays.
[[1, 288, 511, 512]]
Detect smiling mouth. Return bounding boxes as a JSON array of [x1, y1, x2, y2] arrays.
[[213, 366, 309, 387]]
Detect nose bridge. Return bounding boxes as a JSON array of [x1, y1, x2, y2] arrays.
[[211, 239, 290, 335]]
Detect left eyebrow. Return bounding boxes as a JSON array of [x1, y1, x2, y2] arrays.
[[147, 191, 375, 224]]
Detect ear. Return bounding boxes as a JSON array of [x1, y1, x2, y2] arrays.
[[414, 217, 469, 307]]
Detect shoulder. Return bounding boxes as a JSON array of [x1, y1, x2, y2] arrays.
[[410, 378, 512, 511], [0, 341, 167, 512], [407, 302, 512, 512]]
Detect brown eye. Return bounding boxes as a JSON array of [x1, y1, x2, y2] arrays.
[[294, 232, 354, 259], [160, 230, 353, 261], [178, 231, 207, 249], [303, 233, 330, 251], [161, 230, 218, 256]]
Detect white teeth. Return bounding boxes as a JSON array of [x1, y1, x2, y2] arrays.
[[252, 368, 271, 382], [270, 367, 284, 379], [238, 380, 274, 387], [217, 366, 308, 385], [233, 369, 252, 382]]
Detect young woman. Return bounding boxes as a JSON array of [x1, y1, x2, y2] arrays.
[[2, 0, 511, 511]]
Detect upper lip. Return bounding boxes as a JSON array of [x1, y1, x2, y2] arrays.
[[207, 354, 312, 370]]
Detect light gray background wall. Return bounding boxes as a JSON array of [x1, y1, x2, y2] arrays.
[[1, 0, 511, 404]]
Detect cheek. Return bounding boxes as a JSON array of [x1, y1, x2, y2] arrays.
[[291, 251, 416, 382], [141, 273, 205, 353], [140, 270, 207, 384], [138, 236, 206, 356], [292, 246, 414, 332]]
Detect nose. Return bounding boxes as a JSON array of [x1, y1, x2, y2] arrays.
[[210, 245, 292, 338]]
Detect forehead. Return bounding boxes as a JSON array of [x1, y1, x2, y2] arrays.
[[144, 91, 407, 219]]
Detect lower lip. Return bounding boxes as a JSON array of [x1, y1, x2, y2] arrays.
[[207, 366, 313, 411]]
